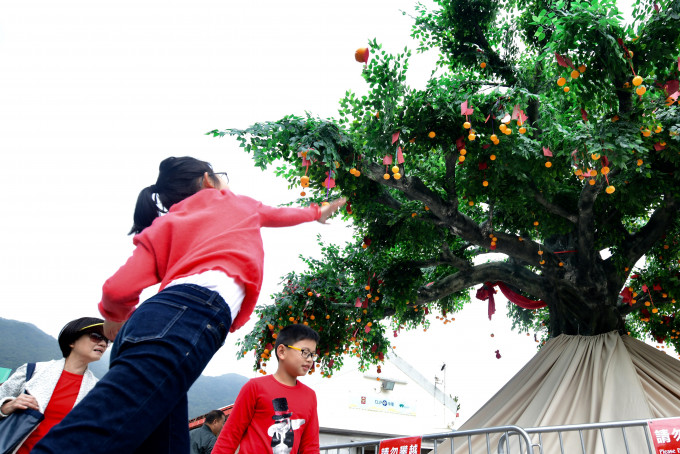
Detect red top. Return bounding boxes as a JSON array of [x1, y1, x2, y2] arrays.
[[18, 370, 83, 453], [213, 375, 320, 454], [98, 189, 320, 331]]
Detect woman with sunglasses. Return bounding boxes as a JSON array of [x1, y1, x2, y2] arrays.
[[0, 317, 108, 454], [33, 156, 345, 454]]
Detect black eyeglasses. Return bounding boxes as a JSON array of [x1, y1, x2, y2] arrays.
[[213, 172, 229, 184], [88, 332, 110, 346], [285, 345, 318, 361]]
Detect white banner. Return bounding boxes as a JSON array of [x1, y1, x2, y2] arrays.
[[349, 393, 417, 416]]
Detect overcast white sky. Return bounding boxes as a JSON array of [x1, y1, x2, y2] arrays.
[[0, 0, 640, 423]]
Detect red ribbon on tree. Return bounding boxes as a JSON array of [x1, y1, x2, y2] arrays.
[[476, 281, 547, 319]]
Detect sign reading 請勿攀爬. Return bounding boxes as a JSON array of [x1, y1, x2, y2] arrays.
[[648, 418, 680, 454], [378, 436, 421, 454]]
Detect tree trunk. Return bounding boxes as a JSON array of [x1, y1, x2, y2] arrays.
[[543, 281, 626, 337]]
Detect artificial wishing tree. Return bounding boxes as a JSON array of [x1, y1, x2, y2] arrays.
[[209, 0, 680, 380]]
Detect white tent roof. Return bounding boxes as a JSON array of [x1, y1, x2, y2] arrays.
[[438, 331, 680, 453]]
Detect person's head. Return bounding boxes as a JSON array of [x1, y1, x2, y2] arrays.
[[204, 410, 226, 436], [129, 156, 229, 235], [57, 317, 109, 360], [274, 324, 320, 377]]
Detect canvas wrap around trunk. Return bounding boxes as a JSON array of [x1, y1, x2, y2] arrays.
[[433, 331, 680, 454]]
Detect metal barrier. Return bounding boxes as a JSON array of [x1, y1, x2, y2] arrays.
[[521, 419, 654, 454], [320, 419, 656, 454], [320, 425, 534, 454]]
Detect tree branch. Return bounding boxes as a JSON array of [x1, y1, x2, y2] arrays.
[[534, 192, 577, 224], [613, 193, 679, 286], [576, 177, 606, 281], [415, 261, 546, 304], [444, 151, 458, 203]]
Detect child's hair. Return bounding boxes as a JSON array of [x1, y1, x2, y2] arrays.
[[129, 156, 216, 235], [274, 324, 320, 361]]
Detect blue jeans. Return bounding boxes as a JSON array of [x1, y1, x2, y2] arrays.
[[33, 284, 231, 454]]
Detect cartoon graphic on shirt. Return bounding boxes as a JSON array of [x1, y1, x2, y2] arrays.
[[268, 397, 305, 454]]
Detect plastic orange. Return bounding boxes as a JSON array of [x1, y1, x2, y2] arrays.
[[636, 86, 646, 96], [463, 121, 471, 129], [563, 86, 570, 93], [605, 185, 615, 194], [355, 47, 369, 63], [545, 161, 552, 168], [428, 131, 436, 138], [392, 165, 399, 174], [570, 70, 579, 79], [468, 133, 476, 141], [480, 62, 487, 68], [300, 175, 310, 187], [519, 127, 526, 134], [632, 75, 643, 86], [557, 77, 566, 86]]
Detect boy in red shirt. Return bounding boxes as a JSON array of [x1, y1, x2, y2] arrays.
[[213, 325, 320, 454]]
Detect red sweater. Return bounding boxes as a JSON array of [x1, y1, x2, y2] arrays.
[[213, 375, 320, 454], [98, 189, 320, 331]]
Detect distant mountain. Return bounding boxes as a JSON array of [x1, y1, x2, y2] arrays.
[[0, 318, 247, 419], [187, 373, 249, 418], [0, 318, 62, 370]]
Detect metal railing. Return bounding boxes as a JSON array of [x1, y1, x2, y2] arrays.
[[521, 419, 654, 454], [320, 425, 534, 454], [320, 419, 656, 454]]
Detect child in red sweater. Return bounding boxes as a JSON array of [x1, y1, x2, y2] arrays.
[[34, 157, 344, 454], [213, 324, 321, 454]]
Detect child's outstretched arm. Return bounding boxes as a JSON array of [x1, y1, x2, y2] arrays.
[[257, 197, 346, 227]]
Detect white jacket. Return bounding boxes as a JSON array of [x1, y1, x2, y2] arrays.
[[0, 359, 99, 453]]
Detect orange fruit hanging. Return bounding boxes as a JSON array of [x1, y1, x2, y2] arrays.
[[355, 47, 369, 63]]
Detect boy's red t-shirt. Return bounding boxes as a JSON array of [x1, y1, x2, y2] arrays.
[[213, 375, 319, 454], [17, 370, 83, 453]]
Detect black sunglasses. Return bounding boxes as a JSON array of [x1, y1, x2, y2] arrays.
[[87, 332, 110, 346]]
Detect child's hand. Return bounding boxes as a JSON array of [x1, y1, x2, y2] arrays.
[[318, 197, 347, 224], [104, 320, 125, 341]]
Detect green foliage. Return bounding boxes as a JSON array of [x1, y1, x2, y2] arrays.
[[210, 0, 680, 377]]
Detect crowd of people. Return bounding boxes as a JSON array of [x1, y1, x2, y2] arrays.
[[1, 156, 344, 453]]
